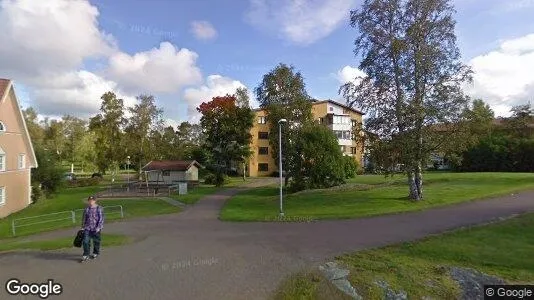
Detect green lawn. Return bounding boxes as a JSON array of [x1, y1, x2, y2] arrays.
[[0, 186, 181, 238], [221, 172, 534, 221], [168, 177, 265, 204], [0, 233, 131, 253], [169, 185, 220, 204], [275, 213, 534, 299]]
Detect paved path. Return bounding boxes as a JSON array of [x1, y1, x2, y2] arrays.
[[1, 181, 533, 300]]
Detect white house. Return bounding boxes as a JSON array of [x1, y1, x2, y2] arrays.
[[141, 160, 201, 185]]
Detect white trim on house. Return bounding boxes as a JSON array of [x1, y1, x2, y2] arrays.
[[18, 153, 25, 169], [0, 147, 5, 172], [27, 169, 32, 204], [1, 81, 38, 168], [0, 186, 5, 206]]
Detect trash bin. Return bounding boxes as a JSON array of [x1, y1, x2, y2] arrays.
[[178, 182, 188, 195]]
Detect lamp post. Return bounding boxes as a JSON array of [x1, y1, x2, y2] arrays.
[[278, 119, 287, 217], [126, 156, 130, 192]]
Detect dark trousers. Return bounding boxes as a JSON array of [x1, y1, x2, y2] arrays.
[[82, 230, 101, 256]]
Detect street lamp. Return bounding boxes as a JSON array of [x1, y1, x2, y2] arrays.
[[278, 119, 287, 217], [126, 156, 131, 192]]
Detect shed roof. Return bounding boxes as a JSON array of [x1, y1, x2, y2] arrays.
[[141, 160, 202, 171]]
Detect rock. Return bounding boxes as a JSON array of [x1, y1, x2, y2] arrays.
[[319, 262, 362, 299], [374, 280, 408, 300], [449, 267, 506, 300], [332, 278, 363, 300]]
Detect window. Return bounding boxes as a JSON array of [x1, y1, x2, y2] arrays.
[[329, 107, 334, 112], [340, 146, 346, 153], [259, 147, 269, 155], [318, 117, 324, 124], [258, 163, 269, 172], [0, 121, 5, 133], [333, 115, 350, 124], [0, 154, 5, 172], [343, 131, 351, 140], [18, 154, 25, 169], [258, 132, 269, 139], [162, 170, 170, 176], [351, 147, 357, 154], [0, 187, 4, 206], [258, 116, 267, 124]]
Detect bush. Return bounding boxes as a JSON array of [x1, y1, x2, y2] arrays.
[[460, 134, 534, 172], [68, 177, 101, 187], [213, 173, 229, 187], [342, 156, 359, 179], [288, 123, 346, 192], [31, 184, 43, 204], [204, 173, 229, 186], [204, 173, 216, 185], [32, 147, 64, 197]]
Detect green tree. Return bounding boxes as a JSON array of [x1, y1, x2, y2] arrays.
[[341, 0, 472, 200], [31, 146, 64, 198], [22, 107, 45, 148], [89, 92, 126, 174], [124, 94, 164, 174], [255, 63, 314, 184], [62, 115, 87, 168], [43, 119, 67, 160], [464, 99, 495, 136], [74, 130, 97, 173], [506, 103, 534, 138], [289, 123, 346, 192], [197, 94, 254, 176]]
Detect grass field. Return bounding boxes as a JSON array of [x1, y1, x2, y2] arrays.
[[276, 212, 534, 299], [169, 185, 220, 204], [168, 177, 265, 204], [221, 172, 534, 221], [0, 186, 181, 239], [0, 233, 131, 253]]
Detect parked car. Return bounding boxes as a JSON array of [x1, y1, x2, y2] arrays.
[[64, 172, 77, 181], [91, 173, 103, 179]]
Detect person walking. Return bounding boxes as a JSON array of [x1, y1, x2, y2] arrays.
[[80, 195, 104, 262]]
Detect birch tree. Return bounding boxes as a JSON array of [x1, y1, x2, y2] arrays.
[[341, 0, 472, 200]]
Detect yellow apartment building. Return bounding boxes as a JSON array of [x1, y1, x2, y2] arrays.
[[247, 100, 364, 177]]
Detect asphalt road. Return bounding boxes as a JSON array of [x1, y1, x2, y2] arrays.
[[1, 181, 533, 300]]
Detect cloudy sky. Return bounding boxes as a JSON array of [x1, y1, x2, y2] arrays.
[[1, 0, 533, 125]]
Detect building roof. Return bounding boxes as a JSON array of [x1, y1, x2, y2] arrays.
[[141, 160, 202, 171], [312, 99, 365, 115], [0, 79, 9, 101], [252, 99, 365, 115], [0, 78, 38, 168]]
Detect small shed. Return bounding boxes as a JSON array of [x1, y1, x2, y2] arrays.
[[141, 160, 202, 185]]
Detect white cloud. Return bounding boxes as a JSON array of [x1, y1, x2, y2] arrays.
[[0, 0, 114, 78], [467, 33, 534, 116], [106, 42, 203, 94], [31, 71, 136, 117], [164, 118, 181, 129], [190, 20, 218, 41], [336, 65, 367, 84], [245, 0, 356, 45], [183, 75, 255, 122]]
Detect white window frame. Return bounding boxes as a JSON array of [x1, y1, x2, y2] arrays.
[[258, 116, 267, 124], [18, 154, 26, 169], [0, 187, 5, 206], [0, 153, 5, 172]]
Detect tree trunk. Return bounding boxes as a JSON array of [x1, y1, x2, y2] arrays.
[[414, 160, 423, 200], [407, 170, 417, 200]]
